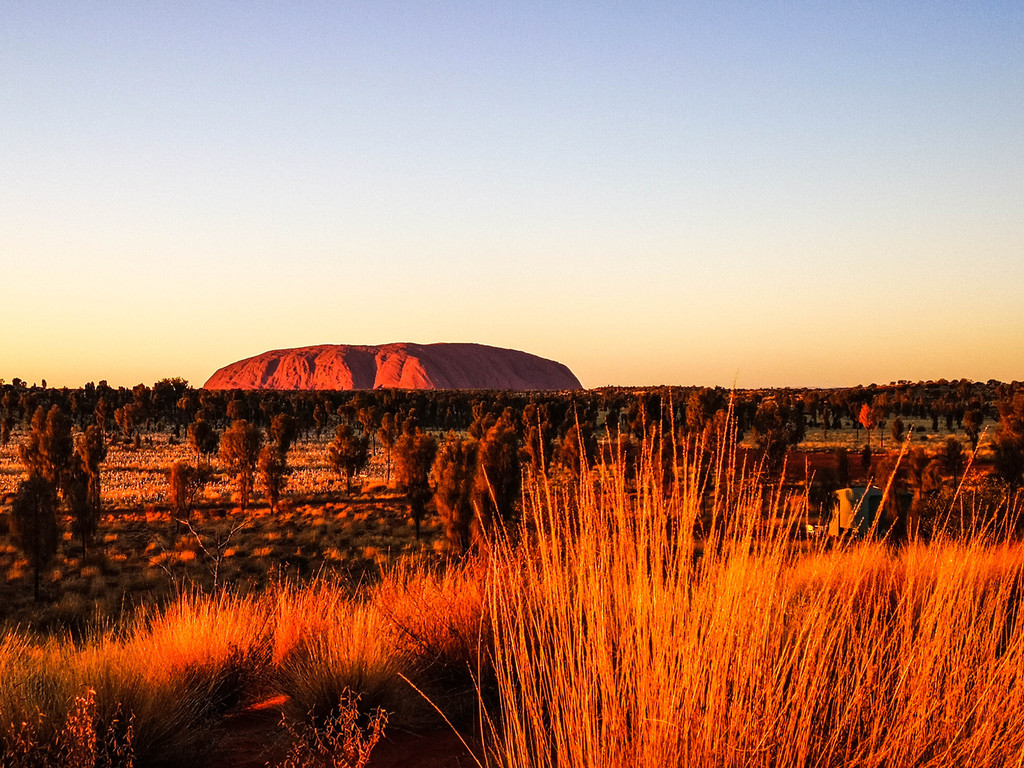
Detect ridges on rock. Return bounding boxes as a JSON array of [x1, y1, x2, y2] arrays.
[[203, 343, 582, 391]]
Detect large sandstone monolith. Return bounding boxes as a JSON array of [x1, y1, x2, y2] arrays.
[[203, 342, 582, 391]]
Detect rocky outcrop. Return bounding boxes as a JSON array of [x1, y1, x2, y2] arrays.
[[203, 343, 582, 391]]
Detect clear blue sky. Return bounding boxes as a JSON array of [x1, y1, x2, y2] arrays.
[[2, 2, 1022, 389]]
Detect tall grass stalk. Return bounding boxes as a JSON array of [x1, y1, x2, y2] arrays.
[[485, 428, 1024, 768]]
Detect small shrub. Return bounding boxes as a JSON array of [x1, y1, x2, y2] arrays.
[[274, 691, 387, 768]]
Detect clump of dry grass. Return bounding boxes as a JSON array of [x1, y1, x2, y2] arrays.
[[0, 589, 279, 767], [130, 589, 275, 713], [274, 580, 406, 724], [270, 560, 488, 734], [1, 563, 478, 765], [372, 559, 488, 724], [483, 429, 1024, 768], [1, 685, 135, 768], [272, 579, 429, 730], [0, 630, 216, 767]]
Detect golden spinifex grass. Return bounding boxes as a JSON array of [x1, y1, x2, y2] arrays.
[[1, 564, 487, 766], [3, 425, 1023, 767], [484, 433, 1024, 768], [0, 591, 276, 767], [273, 560, 486, 730]]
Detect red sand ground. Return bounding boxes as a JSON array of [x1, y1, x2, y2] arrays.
[[214, 697, 478, 768]]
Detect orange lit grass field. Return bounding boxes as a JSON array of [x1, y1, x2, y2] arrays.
[[0, 431, 410, 509], [2, 431, 1023, 767], [0, 434, 447, 630]]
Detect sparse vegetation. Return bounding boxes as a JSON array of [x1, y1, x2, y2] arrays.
[[1, 379, 1023, 767]]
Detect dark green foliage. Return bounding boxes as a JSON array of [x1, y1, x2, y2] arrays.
[[77, 425, 106, 511], [904, 447, 943, 537], [938, 437, 965, 486], [17, 407, 105, 559], [93, 396, 113, 434], [10, 475, 59, 600], [357, 405, 380, 451], [890, 416, 905, 445], [258, 444, 290, 512], [521, 402, 553, 478], [152, 376, 190, 415], [994, 394, 1024, 486], [602, 432, 640, 476], [65, 460, 95, 559], [752, 397, 805, 476], [556, 422, 596, 477], [428, 413, 521, 552], [268, 413, 298, 455], [467, 402, 496, 440], [113, 403, 141, 441], [327, 423, 369, 494], [219, 419, 264, 511], [131, 384, 152, 430], [19, 405, 75, 489], [472, 411, 521, 533], [188, 418, 219, 461], [169, 460, 212, 520], [226, 397, 249, 422], [963, 406, 984, 450], [686, 387, 724, 435], [9, 377, 1024, 550], [835, 447, 851, 487], [393, 426, 437, 538], [377, 412, 399, 483], [176, 393, 196, 425], [431, 432, 479, 553], [809, 468, 840, 519], [312, 403, 327, 437], [993, 431, 1024, 487]]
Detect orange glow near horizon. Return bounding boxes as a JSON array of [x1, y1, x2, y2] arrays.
[[2, 4, 1022, 391]]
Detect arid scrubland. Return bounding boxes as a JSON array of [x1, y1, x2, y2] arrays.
[[487, 436, 1024, 768], [0, 435, 445, 630], [1, 381, 1024, 767]]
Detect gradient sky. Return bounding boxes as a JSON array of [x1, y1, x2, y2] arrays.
[[2, 2, 1022, 389]]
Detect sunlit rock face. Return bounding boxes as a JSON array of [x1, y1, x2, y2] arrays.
[[203, 343, 582, 391]]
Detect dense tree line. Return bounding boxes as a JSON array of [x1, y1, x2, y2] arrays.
[[2, 376, 1015, 449], [4, 376, 1024, 568]]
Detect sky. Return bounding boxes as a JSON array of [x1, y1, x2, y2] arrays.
[[2, 2, 1022, 390]]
